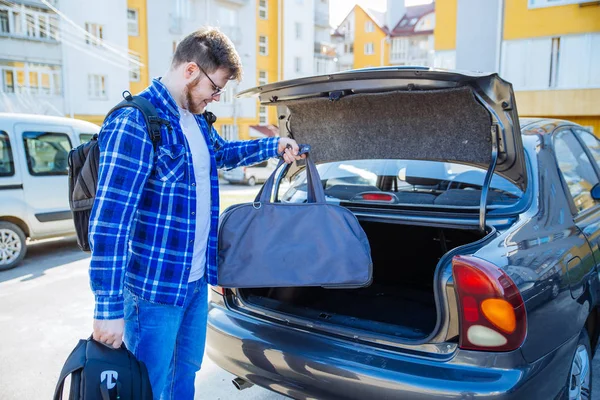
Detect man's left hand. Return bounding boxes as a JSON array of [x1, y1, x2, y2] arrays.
[[278, 138, 306, 164]]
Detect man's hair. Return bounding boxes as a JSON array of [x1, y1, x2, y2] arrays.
[[172, 27, 242, 81]]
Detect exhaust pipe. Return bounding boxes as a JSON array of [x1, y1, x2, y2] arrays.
[[232, 377, 254, 391]]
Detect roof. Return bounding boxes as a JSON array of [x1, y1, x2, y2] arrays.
[[366, 8, 387, 31], [334, 5, 389, 36], [0, 112, 100, 131], [390, 2, 435, 37], [249, 124, 279, 137]]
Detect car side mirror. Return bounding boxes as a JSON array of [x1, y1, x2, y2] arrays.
[[592, 183, 600, 200]]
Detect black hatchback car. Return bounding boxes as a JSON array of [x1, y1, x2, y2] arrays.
[[207, 68, 599, 399]]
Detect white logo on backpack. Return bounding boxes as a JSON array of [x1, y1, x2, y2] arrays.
[[101, 370, 118, 389]]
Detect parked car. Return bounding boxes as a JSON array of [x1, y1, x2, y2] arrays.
[[222, 158, 279, 186], [207, 68, 599, 399], [0, 113, 99, 270]]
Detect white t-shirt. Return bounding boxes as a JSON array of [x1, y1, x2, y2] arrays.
[[178, 107, 211, 282]]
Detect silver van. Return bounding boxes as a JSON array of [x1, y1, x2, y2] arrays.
[[0, 113, 99, 270]]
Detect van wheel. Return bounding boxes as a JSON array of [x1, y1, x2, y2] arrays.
[[0, 222, 27, 271], [247, 177, 256, 186], [568, 328, 592, 399]]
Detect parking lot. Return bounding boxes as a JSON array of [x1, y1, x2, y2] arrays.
[[0, 183, 599, 399]]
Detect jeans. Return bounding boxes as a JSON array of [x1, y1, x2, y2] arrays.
[[124, 276, 208, 400]]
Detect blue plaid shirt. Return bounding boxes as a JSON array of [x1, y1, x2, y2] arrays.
[[89, 78, 279, 319]]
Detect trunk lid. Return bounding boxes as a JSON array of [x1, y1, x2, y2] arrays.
[[238, 67, 527, 192]]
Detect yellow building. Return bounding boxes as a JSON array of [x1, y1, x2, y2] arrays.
[[217, 0, 282, 141], [333, 5, 389, 70], [127, 0, 150, 96], [434, 0, 600, 133]]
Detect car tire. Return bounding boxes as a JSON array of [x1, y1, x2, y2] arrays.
[[247, 176, 256, 186], [0, 221, 27, 271], [567, 328, 592, 400]]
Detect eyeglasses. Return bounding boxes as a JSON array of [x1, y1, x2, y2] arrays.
[[197, 65, 225, 97]]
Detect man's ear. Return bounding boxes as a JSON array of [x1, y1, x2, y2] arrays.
[[183, 62, 197, 80]]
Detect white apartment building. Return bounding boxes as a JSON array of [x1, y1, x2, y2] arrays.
[[0, 0, 64, 115]]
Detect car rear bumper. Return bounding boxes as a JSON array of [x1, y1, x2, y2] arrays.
[[207, 301, 576, 400]]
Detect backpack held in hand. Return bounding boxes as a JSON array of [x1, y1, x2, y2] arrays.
[[53, 337, 153, 400]]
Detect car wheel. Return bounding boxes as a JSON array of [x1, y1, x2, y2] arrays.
[[0, 221, 27, 271], [568, 329, 592, 400], [247, 176, 256, 186]]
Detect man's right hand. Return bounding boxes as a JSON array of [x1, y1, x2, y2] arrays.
[[93, 318, 124, 349]]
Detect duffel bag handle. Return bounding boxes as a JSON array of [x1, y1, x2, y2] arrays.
[[256, 144, 325, 204]]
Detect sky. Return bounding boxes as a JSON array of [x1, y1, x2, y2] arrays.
[[329, 0, 433, 28]]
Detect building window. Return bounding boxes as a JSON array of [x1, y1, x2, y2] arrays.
[[0, 10, 8, 34], [0, 131, 14, 177], [85, 23, 104, 46], [0, 6, 58, 40], [88, 74, 107, 99], [528, 0, 588, 8], [549, 37, 560, 87], [259, 35, 268, 55], [391, 37, 408, 61], [172, 0, 192, 19], [259, 106, 268, 125], [295, 22, 302, 40], [23, 131, 72, 176], [0, 61, 61, 95], [295, 57, 302, 73], [127, 9, 139, 36], [221, 124, 237, 141], [259, 0, 268, 19], [344, 43, 354, 53], [364, 42, 374, 55], [365, 21, 374, 33], [258, 70, 268, 85], [220, 86, 233, 103], [129, 54, 141, 82]]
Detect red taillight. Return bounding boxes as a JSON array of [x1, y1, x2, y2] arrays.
[[359, 193, 395, 202], [452, 255, 526, 352], [210, 285, 225, 295]]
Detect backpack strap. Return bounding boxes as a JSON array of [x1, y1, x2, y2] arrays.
[[203, 111, 220, 150], [105, 91, 172, 148], [53, 339, 87, 400], [203, 110, 217, 132]]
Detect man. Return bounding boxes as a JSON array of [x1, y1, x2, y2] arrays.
[[89, 27, 302, 399]]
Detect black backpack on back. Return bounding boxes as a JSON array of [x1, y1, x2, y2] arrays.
[[68, 91, 168, 252], [54, 337, 153, 400], [68, 90, 217, 252]]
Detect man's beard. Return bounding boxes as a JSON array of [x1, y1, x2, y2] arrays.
[[184, 75, 206, 114]]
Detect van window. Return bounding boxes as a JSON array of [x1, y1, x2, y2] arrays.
[[0, 131, 14, 177], [254, 161, 269, 168], [79, 133, 95, 143], [23, 131, 72, 176]]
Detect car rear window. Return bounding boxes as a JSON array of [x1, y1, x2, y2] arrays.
[[281, 159, 523, 208], [0, 131, 14, 177]]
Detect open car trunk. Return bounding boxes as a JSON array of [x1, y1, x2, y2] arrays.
[[239, 221, 486, 341]]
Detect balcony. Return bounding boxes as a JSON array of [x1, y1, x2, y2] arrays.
[[314, 41, 336, 57], [314, 12, 329, 28], [0, 92, 65, 115], [215, 0, 249, 6], [0, 6, 60, 43]]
